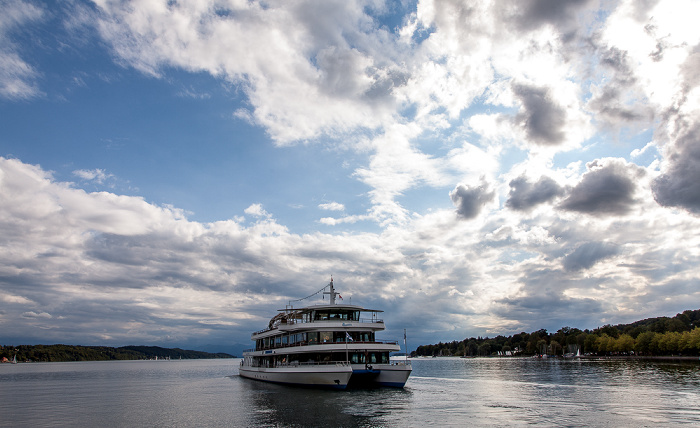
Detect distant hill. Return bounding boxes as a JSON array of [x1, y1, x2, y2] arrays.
[[0, 344, 236, 363]]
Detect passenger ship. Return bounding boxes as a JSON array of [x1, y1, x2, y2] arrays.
[[239, 279, 411, 389]]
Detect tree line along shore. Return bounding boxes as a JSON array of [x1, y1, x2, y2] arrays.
[[0, 344, 235, 363], [413, 309, 700, 358]]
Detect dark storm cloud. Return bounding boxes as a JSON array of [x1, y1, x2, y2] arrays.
[[651, 46, 700, 215], [503, 0, 593, 32], [652, 119, 700, 214], [587, 86, 651, 124], [585, 46, 654, 127], [563, 242, 619, 272], [492, 267, 606, 330], [506, 175, 564, 211], [598, 46, 634, 73], [559, 159, 642, 215], [450, 179, 495, 219], [512, 83, 567, 146], [83, 231, 279, 293]]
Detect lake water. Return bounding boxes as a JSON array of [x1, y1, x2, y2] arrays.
[[1, 357, 699, 427]]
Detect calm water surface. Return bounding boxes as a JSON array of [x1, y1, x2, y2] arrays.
[[1, 357, 699, 427]]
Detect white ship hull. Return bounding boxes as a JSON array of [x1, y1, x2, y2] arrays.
[[239, 361, 412, 389], [348, 363, 412, 388], [239, 363, 353, 389]]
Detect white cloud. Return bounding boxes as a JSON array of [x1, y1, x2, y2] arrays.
[[73, 168, 112, 183], [91, 0, 401, 144], [1, 294, 34, 305], [631, 141, 656, 158], [3, 156, 699, 347], [21, 311, 52, 319], [244, 203, 270, 218], [318, 202, 345, 211]]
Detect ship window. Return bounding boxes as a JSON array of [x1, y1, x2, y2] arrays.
[[275, 336, 281, 346], [320, 331, 333, 343], [281, 335, 288, 345], [307, 332, 319, 344], [328, 311, 354, 320]]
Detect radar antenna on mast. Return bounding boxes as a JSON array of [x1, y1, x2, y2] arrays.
[[323, 276, 340, 305]]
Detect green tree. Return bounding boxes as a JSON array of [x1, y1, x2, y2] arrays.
[[635, 331, 655, 355], [595, 334, 613, 354], [614, 334, 634, 353], [583, 334, 597, 354], [685, 327, 700, 353]]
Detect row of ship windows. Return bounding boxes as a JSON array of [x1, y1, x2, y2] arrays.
[[249, 351, 390, 366], [256, 331, 375, 350]]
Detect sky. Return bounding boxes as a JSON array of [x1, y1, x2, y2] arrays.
[[1, 0, 699, 354]]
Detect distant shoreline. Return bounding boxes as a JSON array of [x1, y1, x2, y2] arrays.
[[578, 355, 700, 362], [1, 344, 236, 363], [412, 355, 700, 362]]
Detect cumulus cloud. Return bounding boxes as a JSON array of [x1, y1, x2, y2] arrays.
[[498, 0, 595, 33], [450, 179, 495, 220], [512, 83, 568, 146], [652, 113, 700, 215], [90, 0, 402, 144], [559, 159, 644, 215], [584, 45, 655, 132], [506, 175, 564, 211], [244, 203, 270, 218]]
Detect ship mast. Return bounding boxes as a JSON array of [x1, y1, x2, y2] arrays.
[[323, 277, 340, 305]]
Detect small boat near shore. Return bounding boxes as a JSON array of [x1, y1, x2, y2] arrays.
[[239, 278, 411, 389]]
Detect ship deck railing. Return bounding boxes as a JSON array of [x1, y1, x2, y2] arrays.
[[252, 317, 384, 336], [241, 360, 351, 368], [240, 360, 411, 368], [243, 339, 399, 354]]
